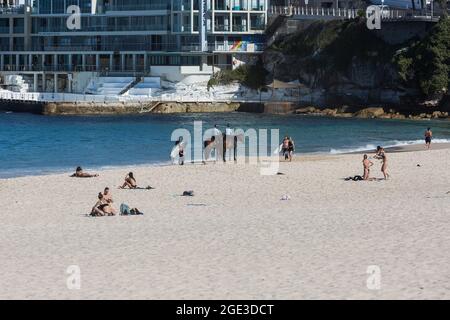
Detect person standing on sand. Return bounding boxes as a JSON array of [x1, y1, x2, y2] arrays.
[[178, 142, 185, 165], [374, 146, 385, 159], [288, 137, 295, 162], [281, 136, 290, 160], [381, 154, 390, 180], [363, 154, 374, 181], [425, 127, 432, 149]]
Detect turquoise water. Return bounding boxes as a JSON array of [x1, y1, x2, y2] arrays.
[[0, 112, 449, 178]]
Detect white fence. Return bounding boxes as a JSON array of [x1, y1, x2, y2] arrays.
[[0, 90, 307, 105], [270, 6, 358, 19], [0, 91, 237, 104]]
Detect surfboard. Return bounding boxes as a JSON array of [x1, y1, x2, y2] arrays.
[[273, 143, 283, 155], [170, 141, 187, 160]]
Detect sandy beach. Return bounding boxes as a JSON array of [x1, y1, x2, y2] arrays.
[[0, 145, 449, 299]]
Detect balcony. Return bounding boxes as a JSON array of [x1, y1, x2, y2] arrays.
[[104, 3, 170, 12], [0, 5, 25, 15]]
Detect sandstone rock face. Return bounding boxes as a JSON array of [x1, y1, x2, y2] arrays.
[[354, 107, 385, 118]]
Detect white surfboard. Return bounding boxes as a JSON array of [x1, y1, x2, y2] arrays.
[[273, 143, 283, 155], [170, 141, 187, 160]]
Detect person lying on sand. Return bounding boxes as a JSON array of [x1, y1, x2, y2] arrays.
[[363, 154, 374, 181], [91, 192, 116, 216], [70, 166, 98, 178], [120, 172, 137, 189]]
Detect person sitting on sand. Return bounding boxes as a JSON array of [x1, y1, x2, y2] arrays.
[[120, 172, 137, 189], [363, 154, 374, 181], [381, 154, 390, 180], [103, 187, 113, 203], [70, 166, 98, 178], [91, 192, 116, 216], [425, 127, 432, 149]]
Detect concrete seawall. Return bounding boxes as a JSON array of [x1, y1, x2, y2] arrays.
[[0, 100, 251, 115]]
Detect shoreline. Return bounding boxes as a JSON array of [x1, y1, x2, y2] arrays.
[[2, 141, 449, 180]]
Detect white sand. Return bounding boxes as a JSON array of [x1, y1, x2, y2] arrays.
[[0, 147, 449, 299]]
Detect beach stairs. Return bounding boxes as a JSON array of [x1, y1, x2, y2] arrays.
[[3, 75, 30, 93], [127, 77, 162, 96], [119, 77, 142, 95], [85, 77, 134, 95]]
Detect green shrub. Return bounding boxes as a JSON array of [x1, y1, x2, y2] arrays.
[[207, 61, 268, 91]]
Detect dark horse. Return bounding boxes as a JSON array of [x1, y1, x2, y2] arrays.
[[204, 133, 244, 162]]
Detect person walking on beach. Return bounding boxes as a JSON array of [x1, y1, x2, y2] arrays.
[[381, 153, 390, 180], [120, 172, 137, 189], [425, 127, 432, 149], [363, 154, 374, 181]]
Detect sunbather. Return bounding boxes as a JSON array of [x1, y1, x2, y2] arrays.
[[71, 166, 98, 178]]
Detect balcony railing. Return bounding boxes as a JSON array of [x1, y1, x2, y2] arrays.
[[104, 3, 170, 12], [0, 5, 25, 15]]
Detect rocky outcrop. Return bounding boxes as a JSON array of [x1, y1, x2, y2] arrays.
[[294, 106, 449, 120], [354, 107, 385, 118], [263, 18, 449, 114]]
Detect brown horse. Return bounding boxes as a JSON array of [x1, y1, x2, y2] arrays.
[[204, 134, 244, 162]]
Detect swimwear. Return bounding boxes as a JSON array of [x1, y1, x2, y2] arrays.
[[425, 137, 431, 143]]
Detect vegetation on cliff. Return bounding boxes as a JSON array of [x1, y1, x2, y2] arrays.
[[270, 18, 395, 73], [394, 17, 450, 97], [207, 61, 267, 91]]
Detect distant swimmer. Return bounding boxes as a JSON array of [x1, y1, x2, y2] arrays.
[[70, 166, 98, 178], [120, 172, 137, 189], [425, 127, 432, 149], [363, 154, 374, 181]]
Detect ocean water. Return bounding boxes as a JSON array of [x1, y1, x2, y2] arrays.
[[0, 111, 449, 178]]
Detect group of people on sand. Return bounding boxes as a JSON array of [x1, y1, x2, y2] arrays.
[[362, 146, 390, 181], [91, 187, 116, 216], [70, 167, 149, 216]]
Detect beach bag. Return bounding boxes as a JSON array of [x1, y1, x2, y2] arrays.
[[120, 203, 131, 215]]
